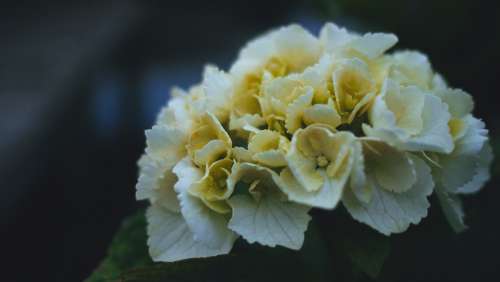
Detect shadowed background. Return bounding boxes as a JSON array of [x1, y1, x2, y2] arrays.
[[1, 0, 499, 281]]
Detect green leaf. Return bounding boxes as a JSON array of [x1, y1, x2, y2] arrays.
[[313, 208, 391, 281], [84, 210, 152, 282], [341, 227, 390, 279]]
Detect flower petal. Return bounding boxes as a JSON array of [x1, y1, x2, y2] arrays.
[[303, 99, 341, 129], [456, 142, 492, 194], [349, 32, 398, 59], [343, 155, 434, 235], [436, 116, 491, 194], [136, 154, 180, 212], [389, 51, 433, 89], [434, 88, 474, 119], [277, 168, 344, 209], [231, 24, 320, 77], [406, 93, 453, 153], [435, 189, 467, 233], [285, 88, 314, 134], [147, 205, 231, 262], [349, 141, 370, 203], [254, 150, 287, 167], [365, 81, 453, 153], [365, 140, 417, 193], [202, 65, 233, 121], [320, 23, 354, 52], [228, 194, 311, 250], [173, 158, 237, 249], [145, 125, 187, 162], [287, 131, 324, 192]]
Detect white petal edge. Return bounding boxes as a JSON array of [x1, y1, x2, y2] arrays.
[[147, 205, 231, 262], [228, 194, 311, 250], [173, 157, 238, 250], [435, 189, 467, 233], [343, 155, 434, 235]]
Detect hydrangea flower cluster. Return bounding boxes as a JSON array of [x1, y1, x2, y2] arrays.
[[136, 23, 492, 262]]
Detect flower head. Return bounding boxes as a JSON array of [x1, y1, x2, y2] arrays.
[[136, 22, 492, 262]]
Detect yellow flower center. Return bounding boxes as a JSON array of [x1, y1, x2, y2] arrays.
[[316, 155, 329, 167]]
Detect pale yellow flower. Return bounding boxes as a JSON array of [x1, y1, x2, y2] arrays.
[[137, 22, 491, 262], [247, 129, 290, 167], [363, 78, 454, 153], [320, 22, 398, 60], [279, 125, 359, 209], [332, 58, 376, 123], [429, 88, 492, 232], [388, 51, 434, 90], [226, 162, 311, 250], [229, 24, 321, 120], [187, 112, 232, 167], [343, 139, 434, 235], [189, 158, 234, 214]]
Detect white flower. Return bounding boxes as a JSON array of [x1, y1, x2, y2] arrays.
[[227, 162, 311, 249], [429, 88, 492, 232], [363, 78, 454, 153], [320, 23, 398, 60], [332, 58, 376, 123], [136, 22, 492, 262], [279, 125, 360, 209], [229, 24, 322, 125], [187, 112, 232, 167], [231, 24, 322, 81], [342, 139, 434, 235], [388, 51, 434, 90], [145, 157, 237, 262]]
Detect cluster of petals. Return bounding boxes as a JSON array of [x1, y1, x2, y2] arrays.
[[136, 23, 492, 262]]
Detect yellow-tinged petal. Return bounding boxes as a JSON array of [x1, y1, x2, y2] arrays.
[[385, 85, 425, 135], [188, 112, 232, 166], [173, 158, 237, 249], [260, 77, 304, 118], [247, 129, 289, 167], [228, 113, 266, 138], [232, 147, 254, 163], [286, 125, 358, 208], [332, 58, 376, 122], [302, 99, 341, 129], [253, 150, 287, 167], [227, 162, 280, 197], [193, 140, 228, 168], [365, 78, 453, 154], [285, 88, 314, 134], [320, 22, 397, 59], [189, 159, 234, 213]]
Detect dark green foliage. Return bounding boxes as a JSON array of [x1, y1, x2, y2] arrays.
[[86, 209, 391, 282], [84, 211, 151, 282]]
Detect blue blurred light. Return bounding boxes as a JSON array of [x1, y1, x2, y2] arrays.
[[91, 74, 123, 137]]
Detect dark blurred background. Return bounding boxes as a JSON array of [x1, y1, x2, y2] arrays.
[[1, 0, 499, 281]]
